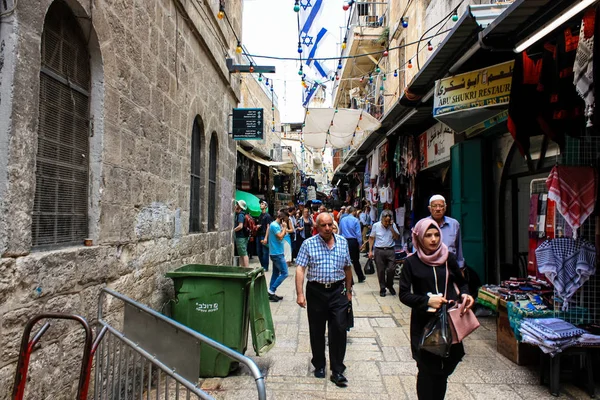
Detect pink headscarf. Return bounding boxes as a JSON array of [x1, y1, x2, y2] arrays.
[[411, 218, 449, 266]]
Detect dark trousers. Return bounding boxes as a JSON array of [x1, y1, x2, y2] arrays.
[[306, 281, 349, 374], [374, 248, 395, 291], [346, 238, 366, 281], [256, 235, 269, 271], [416, 345, 463, 400]]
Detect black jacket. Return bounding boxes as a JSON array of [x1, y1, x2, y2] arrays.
[[398, 252, 469, 361]]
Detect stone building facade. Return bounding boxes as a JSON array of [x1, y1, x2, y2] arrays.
[[0, 0, 244, 396]]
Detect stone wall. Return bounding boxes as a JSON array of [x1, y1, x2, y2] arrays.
[[0, 0, 244, 397]]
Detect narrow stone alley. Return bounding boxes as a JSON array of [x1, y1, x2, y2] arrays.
[[198, 259, 596, 400]]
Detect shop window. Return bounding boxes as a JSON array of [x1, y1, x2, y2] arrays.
[[189, 116, 204, 233], [207, 132, 218, 231], [32, 1, 90, 248]]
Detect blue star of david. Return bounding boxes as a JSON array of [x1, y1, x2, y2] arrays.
[[300, 0, 312, 11], [301, 34, 314, 47]]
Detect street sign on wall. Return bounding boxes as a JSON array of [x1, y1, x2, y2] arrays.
[[418, 122, 454, 170], [232, 108, 264, 140]]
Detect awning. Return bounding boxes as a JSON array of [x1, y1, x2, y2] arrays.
[[302, 108, 381, 149], [237, 147, 296, 174]]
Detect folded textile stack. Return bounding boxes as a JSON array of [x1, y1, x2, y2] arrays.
[[520, 318, 587, 356], [578, 333, 600, 346]]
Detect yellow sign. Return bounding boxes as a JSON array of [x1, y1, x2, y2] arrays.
[[433, 61, 514, 117]]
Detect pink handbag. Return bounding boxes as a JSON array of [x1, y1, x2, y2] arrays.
[[443, 264, 480, 344], [447, 296, 480, 343]]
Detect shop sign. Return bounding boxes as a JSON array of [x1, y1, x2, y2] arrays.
[[418, 122, 454, 170], [433, 61, 514, 117], [464, 109, 509, 138], [232, 108, 264, 140]]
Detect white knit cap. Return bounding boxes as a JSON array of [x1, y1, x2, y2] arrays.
[[429, 194, 446, 205]]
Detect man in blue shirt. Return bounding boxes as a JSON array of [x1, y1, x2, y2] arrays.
[[338, 206, 366, 283], [295, 213, 353, 387], [428, 195, 464, 269], [267, 209, 290, 302]]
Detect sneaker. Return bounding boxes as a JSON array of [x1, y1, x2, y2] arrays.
[[274, 294, 283, 301], [268, 293, 280, 302]]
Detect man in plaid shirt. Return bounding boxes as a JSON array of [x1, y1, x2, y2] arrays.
[[295, 213, 353, 387]]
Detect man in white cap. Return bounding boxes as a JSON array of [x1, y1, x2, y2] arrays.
[[234, 200, 250, 267], [428, 194, 464, 269]]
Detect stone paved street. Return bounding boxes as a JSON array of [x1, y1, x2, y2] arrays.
[[201, 258, 598, 400]]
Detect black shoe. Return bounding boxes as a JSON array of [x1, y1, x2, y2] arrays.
[[388, 288, 396, 296], [380, 290, 386, 297], [314, 367, 325, 378], [358, 279, 366, 283], [330, 372, 348, 387], [274, 294, 283, 301], [268, 293, 280, 302]]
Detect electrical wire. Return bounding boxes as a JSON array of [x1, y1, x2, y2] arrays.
[[415, 2, 463, 70], [243, 29, 451, 62]]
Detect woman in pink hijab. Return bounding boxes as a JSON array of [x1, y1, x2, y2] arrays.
[[399, 218, 475, 400]]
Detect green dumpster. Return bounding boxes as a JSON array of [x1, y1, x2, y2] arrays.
[[166, 265, 276, 377]]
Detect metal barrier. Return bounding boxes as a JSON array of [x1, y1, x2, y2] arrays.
[[94, 288, 267, 400]]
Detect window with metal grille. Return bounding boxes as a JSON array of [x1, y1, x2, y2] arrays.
[[189, 117, 203, 233], [207, 133, 218, 231], [32, 1, 90, 248]]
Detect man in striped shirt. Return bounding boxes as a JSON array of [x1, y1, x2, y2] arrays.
[[295, 213, 353, 387]]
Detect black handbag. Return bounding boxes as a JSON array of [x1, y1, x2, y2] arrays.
[[364, 258, 375, 275], [418, 303, 452, 357]]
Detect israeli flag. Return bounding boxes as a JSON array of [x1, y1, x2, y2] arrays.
[[299, 0, 332, 79], [302, 82, 319, 107]]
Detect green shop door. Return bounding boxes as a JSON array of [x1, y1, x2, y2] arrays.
[[451, 139, 486, 283]]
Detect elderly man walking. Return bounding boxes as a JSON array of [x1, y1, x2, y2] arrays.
[[368, 209, 400, 297], [428, 194, 464, 269], [295, 213, 353, 387]]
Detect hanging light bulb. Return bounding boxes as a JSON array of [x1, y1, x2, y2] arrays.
[[394, 69, 398, 77], [452, 10, 458, 22], [335, 108, 339, 113], [359, 115, 363, 120], [408, 59, 412, 68], [294, 0, 300, 12], [298, 66, 303, 75], [297, 41, 302, 54], [359, 76, 364, 82], [217, 10, 225, 19], [235, 42, 242, 54], [335, 74, 340, 81], [382, 75, 387, 81], [258, 74, 263, 82], [342, 39, 347, 50], [402, 17, 408, 28], [249, 64, 254, 73], [369, 74, 373, 83], [383, 49, 389, 57], [428, 41, 433, 51], [380, 85, 384, 91], [337, 60, 342, 70], [342, 2, 350, 11], [265, 78, 269, 86], [376, 66, 381, 74]]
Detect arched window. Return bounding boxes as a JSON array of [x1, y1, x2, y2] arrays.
[[33, 1, 90, 247], [207, 132, 218, 231], [189, 116, 204, 233]]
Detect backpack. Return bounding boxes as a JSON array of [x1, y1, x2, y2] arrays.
[[243, 213, 257, 238]]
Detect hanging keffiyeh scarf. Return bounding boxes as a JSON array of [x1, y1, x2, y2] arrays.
[[574, 8, 596, 127]]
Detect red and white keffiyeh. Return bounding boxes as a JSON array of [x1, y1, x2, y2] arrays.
[[546, 166, 597, 234]]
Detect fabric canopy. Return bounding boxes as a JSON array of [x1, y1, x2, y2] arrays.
[[237, 147, 295, 174], [302, 108, 382, 149], [235, 190, 261, 217]]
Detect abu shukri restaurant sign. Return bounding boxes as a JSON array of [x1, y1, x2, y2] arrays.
[[232, 108, 264, 140], [433, 61, 514, 136]]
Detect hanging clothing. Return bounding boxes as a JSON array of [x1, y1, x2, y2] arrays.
[[573, 8, 596, 127], [535, 238, 596, 310], [546, 166, 597, 233], [370, 147, 379, 180]]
